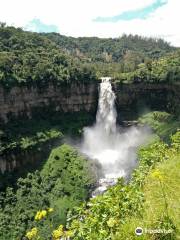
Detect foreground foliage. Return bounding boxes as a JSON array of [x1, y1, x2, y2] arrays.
[[113, 131, 180, 240], [17, 130, 180, 240], [0, 112, 179, 239], [0, 144, 96, 239], [65, 131, 179, 240]]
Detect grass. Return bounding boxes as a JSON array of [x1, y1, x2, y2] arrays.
[[113, 152, 180, 240], [143, 155, 180, 233], [114, 114, 180, 240]]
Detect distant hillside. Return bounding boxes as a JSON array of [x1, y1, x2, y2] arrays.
[[0, 24, 96, 88], [0, 24, 179, 87], [43, 33, 175, 63], [44, 32, 178, 75]]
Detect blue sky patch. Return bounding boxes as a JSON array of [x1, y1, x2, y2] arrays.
[[25, 18, 59, 33], [94, 0, 168, 22]]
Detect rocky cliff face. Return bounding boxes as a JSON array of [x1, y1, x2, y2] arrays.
[[113, 83, 180, 120], [0, 148, 44, 174], [0, 82, 179, 174], [0, 82, 98, 123], [0, 82, 179, 123], [0, 82, 98, 175]]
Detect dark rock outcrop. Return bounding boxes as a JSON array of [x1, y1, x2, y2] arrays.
[[0, 82, 98, 123], [113, 83, 180, 120]]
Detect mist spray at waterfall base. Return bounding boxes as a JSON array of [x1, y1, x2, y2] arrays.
[[80, 78, 150, 196]]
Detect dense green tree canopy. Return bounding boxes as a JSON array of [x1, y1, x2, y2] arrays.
[[44, 33, 174, 63], [1, 24, 179, 88], [0, 25, 97, 87], [114, 50, 180, 83], [0, 144, 97, 239]]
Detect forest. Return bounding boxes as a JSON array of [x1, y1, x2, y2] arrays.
[[1, 24, 180, 87], [0, 24, 179, 240]]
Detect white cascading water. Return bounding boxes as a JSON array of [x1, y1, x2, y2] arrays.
[[96, 77, 117, 134], [80, 77, 150, 196]]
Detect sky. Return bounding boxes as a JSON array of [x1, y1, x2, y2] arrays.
[[0, 0, 179, 46]]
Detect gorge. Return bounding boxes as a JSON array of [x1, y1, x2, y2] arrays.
[[0, 25, 179, 240], [0, 81, 179, 174]]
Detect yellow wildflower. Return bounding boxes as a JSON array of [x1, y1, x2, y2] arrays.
[[58, 224, 63, 231], [35, 210, 47, 221], [48, 207, 54, 213], [41, 210, 47, 218], [26, 232, 33, 240], [25, 227, 38, 240], [151, 169, 165, 181], [52, 225, 64, 240]]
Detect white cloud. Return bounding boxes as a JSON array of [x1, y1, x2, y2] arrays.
[[0, 0, 179, 46]]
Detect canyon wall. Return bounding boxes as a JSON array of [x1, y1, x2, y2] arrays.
[[0, 82, 179, 174], [113, 83, 180, 120], [0, 82, 179, 123], [0, 82, 98, 175], [0, 82, 98, 123], [0, 146, 48, 174]]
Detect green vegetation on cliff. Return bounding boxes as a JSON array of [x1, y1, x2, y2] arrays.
[[64, 131, 179, 240], [113, 134, 180, 240], [8, 129, 178, 240], [0, 112, 93, 154], [0, 144, 96, 239], [0, 112, 94, 190], [138, 111, 180, 141]]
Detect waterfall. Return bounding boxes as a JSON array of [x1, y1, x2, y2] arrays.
[[80, 77, 150, 196], [96, 77, 117, 134]]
